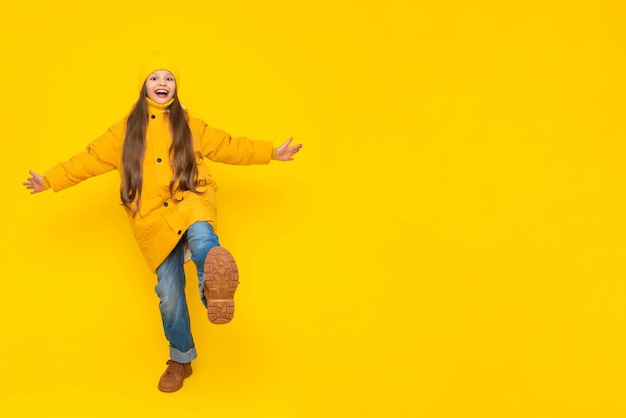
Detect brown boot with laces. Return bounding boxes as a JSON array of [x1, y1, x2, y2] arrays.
[[158, 360, 192, 392]]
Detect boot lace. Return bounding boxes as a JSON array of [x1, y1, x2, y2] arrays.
[[164, 360, 184, 376]]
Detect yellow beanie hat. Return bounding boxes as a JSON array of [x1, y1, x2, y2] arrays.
[[137, 52, 180, 92]]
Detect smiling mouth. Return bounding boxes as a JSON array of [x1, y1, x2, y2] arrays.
[[155, 89, 169, 97]]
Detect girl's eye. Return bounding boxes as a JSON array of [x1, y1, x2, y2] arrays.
[[167, 77, 173, 81]]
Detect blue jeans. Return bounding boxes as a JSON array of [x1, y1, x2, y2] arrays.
[[155, 221, 220, 363]]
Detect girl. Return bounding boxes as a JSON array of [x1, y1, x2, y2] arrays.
[[23, 52, 302, 392]]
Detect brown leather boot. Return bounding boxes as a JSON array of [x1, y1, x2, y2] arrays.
[[158, 360, 192, 392], [204, 247, 239, 324]]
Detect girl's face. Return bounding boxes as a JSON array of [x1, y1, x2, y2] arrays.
[[145, 70, 176, 104]]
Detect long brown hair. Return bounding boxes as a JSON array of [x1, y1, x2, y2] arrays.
[[121, 85, 199, 214]]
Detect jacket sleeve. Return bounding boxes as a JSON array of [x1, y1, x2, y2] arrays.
[[44, 121, 125, 192], [192, 118, 273, 165]]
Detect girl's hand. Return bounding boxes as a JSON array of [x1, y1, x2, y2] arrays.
[[274, 137, 303, 161], [23, 170, 45, 194]]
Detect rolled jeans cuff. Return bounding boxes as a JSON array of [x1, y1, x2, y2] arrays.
[[170, 346, 197, 364]]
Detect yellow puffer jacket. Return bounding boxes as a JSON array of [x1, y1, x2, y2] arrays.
[[44, 99, 273, 272]]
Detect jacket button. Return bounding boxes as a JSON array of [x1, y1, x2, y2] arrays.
[[151, 115, 156, 119], [163, 202, 169, 207], [157, 158, 162, 163], [178, 230, 182, 235]]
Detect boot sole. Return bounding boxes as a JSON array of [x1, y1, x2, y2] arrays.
[[204, 247, 239, 324]]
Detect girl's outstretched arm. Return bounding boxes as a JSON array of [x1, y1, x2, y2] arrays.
[[23, 170, 46, 194], [274, 137, 303, 161]]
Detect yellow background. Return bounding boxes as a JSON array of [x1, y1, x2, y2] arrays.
[[2, 0, 626, 417]]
